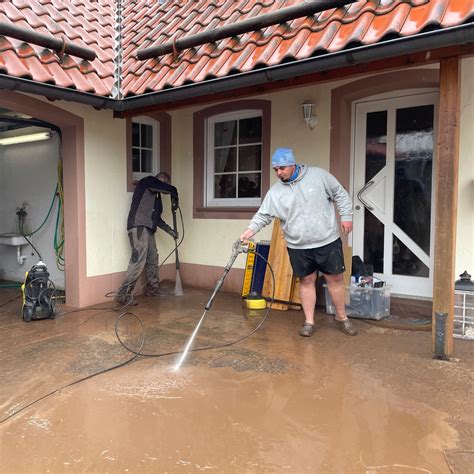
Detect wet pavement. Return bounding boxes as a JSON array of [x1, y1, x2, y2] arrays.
[[0, 284, 472, 473]]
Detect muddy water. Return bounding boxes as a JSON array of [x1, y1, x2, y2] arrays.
[[0, 287, 465, 473], [1, 359, 456, 473]]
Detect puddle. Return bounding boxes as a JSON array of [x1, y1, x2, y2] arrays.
[[0, 361, 457, 473]]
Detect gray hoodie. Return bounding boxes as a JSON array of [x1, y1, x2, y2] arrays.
[[248, 165, 353, 249]]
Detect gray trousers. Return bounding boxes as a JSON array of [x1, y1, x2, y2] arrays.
[[117, 226, 160, 297]]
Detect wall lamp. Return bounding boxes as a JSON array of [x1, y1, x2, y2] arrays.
[[302, 100, 317, 130], [0, 131, 51, 146]]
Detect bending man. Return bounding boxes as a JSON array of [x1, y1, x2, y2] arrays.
[[116, 171, 179, 305], [240, 148, 357, 337]]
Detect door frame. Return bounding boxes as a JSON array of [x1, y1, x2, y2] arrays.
[[350, 90, 439, 298], [329, 69, 440, 300]]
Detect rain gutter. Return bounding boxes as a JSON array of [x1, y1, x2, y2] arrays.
[[0, 21, 97, 61], [121, 23, 474, 112], [0, 74, 118, 109], [137, 0, 358, 61], [0, 24, 472, 112]]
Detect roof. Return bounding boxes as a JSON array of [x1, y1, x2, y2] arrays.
[[0, 0, 115, 96], [0, 0, 473, 102]]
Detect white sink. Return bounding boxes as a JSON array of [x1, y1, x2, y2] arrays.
[[0, 233, 28, 246]]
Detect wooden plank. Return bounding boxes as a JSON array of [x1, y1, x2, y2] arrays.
[[432, 56, 461, 358], [289, 277, 302, 310], [343, 242, 352, 288], [262, 219, 293, 310]]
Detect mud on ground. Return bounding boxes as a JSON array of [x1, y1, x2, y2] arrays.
[[0, 285, 472, 473]]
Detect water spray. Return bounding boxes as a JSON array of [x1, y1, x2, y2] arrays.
[[173, 240, 251, 371]]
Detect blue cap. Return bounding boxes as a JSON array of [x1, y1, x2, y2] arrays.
[[272, 147, 296, 167]]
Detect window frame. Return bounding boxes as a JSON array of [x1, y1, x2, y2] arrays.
[[206, 109, 263, 207], [127, 112, 171, 193], [193, 99, 271, 219], [131, 115, 160, 182]]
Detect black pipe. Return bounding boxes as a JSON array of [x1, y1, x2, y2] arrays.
[[0, 22, 96, 61], [0, 74, 117, 109], [137, 0, 358, 61], [434, 312, 449, 360]]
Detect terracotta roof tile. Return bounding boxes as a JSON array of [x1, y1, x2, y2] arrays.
[[400, 0, 450, 35], [362, 2, 412, 44], [442, 0, 474, 26], [0, 0, 115, 96], [122, 0, 473, 96], [0, 0, 472, 100]]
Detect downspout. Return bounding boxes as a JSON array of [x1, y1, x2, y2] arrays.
[[137, 0, 358, 61], [0, 21, 96, 61]]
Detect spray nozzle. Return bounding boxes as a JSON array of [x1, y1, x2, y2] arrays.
[[233, 239, 254, 255]]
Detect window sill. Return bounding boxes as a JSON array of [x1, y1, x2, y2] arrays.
[[194, 206, 259, 219]]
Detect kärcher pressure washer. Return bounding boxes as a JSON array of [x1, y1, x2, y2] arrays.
[[21, 261, 57, 322]]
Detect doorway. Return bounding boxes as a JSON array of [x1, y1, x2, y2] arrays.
[[352, 91, 438, 298]]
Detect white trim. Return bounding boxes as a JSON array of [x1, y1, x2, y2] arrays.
[[351, 90, 438, 298], [205, 109, 263, 207], [132, 115, 160, 181]]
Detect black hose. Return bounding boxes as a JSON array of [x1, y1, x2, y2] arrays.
[[114, 249, 276, 358], [0, 310, 145, 424], [1, 244, 276, 423]]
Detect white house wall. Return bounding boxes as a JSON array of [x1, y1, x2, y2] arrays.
[[26, 60, 472, 290], [457, 57, 474, 279], [38, 100, 131, 278]]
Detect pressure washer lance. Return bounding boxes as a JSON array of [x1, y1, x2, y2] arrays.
[[171, 201, 183, 296], [173, 240, 252, 371]]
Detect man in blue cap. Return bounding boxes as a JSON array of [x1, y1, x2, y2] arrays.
[[240, 147, 357, 337]]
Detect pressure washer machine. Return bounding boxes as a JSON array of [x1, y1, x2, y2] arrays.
[[21, 261, 56, 322]]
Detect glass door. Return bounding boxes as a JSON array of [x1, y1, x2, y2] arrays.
[[352, 92, 437, 298]]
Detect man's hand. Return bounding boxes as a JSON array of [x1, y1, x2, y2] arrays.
[[171, 197, 179, 211], [169, 229, 179, 240], [239, 228, 255, 243], [341, 221, 353, 234]]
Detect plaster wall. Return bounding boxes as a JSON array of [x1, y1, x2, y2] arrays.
[[167, 61, 471, 281], [19, 60, 469, 294], [169, 80, 339, 271], [47, 101, 131, 277], [0, 132, 64, 286], [457, 57, 474, 278]]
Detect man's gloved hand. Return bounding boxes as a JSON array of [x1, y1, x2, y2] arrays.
[[171, 196, 179, 211], [169, 229, 179, 240]]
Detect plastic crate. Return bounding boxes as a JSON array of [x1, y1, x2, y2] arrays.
[[324, 285, 390, 320]]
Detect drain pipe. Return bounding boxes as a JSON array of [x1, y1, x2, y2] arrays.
[[137, 0, 357, 60], [16, 245, 28, 265], [0, 21, 96, 61]]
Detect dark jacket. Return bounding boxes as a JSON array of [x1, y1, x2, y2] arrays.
[[127, 176, 179, 233]]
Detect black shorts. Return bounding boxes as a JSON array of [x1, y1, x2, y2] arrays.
[[287, 238, 345, 277]]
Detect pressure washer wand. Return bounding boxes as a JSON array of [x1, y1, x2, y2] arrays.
[[172, 204, 183, 296], [173, 240, 246, 371]]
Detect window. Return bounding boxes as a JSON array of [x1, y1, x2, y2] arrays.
[[206, 110, 262, 207], [131, 116, 159, 181], [193, 99, 271, 219]]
